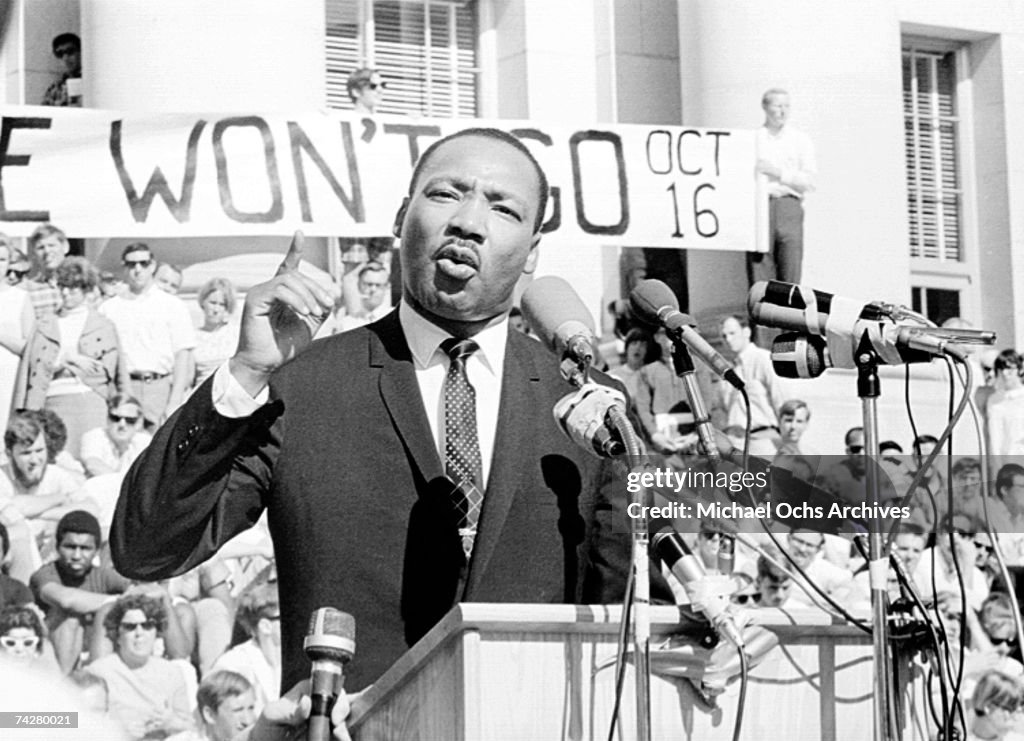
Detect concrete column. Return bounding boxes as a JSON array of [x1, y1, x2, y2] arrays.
[[83, 0, 325, 111]]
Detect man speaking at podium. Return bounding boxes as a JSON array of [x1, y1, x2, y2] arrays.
[[110, 128, 627, 692]]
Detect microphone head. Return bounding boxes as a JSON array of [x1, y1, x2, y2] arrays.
[[304, 607, 355, 664], [521, 276, 596, 356], [651, 528, 692, 565], [771, 332, 829, 379], [629, 279, 679, 328]]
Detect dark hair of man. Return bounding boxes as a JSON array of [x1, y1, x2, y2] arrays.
[[725, 314, 749, 329], [879, 440, 904, 454], [56, 509, 102, 548], [357, 261, 388, 282], [51, 33, 80, 55], [996, 463, 1024, 497], [346, 67, 377, 101], [103, 594, 167, 645], [952, 457, 981, 478], [844, 426, 864, 447], [3, 413, 42, 453], [912, 434, 939, 456], [19, 409, 66, 463], [28, 223, 68, 249], [120, 242, 153, 261], [56, 256, 99, 291], [106, 393, 142, 413], [407, 128, 549, 234], [994, 349, 1022, 374], [779, 399, 809, 419]]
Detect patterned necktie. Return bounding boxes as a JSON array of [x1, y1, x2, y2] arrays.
[[441, 337, 484, 561]]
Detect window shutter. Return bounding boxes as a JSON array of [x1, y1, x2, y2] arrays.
[[903, 47, 961, 262]]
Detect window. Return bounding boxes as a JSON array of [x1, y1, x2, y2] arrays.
[[325, 0, 479, 118], [902, 45, 961, 262], [911, 286, 960, 327]]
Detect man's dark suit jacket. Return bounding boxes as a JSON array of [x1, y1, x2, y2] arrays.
[[110, 310, 630, 690]]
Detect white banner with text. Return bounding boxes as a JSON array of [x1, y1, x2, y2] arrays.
[[0, 106, 765, 249]]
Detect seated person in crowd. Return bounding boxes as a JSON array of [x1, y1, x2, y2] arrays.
[[165, 559, 234, 676], [754, 551, 796, 608], [968, 671, 1024, 741], [852, 525, 928, 606], [168, 670, 258, 741], [635, 328, 696, 453], [22, 408, 87, 481], [0, 605, 50, 671], [155, 263, 184, 296], [780, 527, 860, 610], [0, 522, 33, 610], [977, 593, 1024, 667], [608, 327, 656, 401], [29, 510, 130, 673], [86, 593, 193, 741], [914, 514, 990, 613], [3, 412, 94, 559], [993, 463, 1024, 566], [0, 488, 43, 585], [207, 571, 281, 713], [80, 394, 152, 478]]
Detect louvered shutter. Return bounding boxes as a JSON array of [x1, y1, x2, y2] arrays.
[[903, 47, 961, 262]]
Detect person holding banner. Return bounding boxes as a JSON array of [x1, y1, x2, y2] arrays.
[[749, 88, 816, 287], [111, 127, 636, 692]]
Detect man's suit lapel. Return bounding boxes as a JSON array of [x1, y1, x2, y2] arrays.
[[465, 331, 542, 594], [371, 312, 445, 484]]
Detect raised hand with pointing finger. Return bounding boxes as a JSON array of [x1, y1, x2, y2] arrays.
[[229, 231, 336, 397]]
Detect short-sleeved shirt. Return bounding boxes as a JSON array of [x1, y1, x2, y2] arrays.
[[29, 560, 130, 616], [99, 286, 196, 374], [79, 427, 152, 475]]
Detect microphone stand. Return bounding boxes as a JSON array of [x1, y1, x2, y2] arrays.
[[670, 343, 720, 466], [855, 341, 897, 741], [608, 404, 652, 741], [558, 353, 651, 741]]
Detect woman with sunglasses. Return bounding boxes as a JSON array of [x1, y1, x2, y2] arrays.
[[12, 256, 129, 458], [0, 235, 34, 434], [85, 593, 192, 741], [968, 670, 1024, 741], [0, 605, 48, 667]]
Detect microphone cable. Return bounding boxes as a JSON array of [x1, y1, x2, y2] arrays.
[[732, 646, 749, 741], [606, 568, 635, 741], [735, 381, 873, 634]]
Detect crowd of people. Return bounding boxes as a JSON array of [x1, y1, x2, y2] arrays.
[[3, 95, 1023, 736], [0, 221, 389, 740]]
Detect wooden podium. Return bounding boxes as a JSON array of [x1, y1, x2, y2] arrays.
[[349, 603, 875, 740]]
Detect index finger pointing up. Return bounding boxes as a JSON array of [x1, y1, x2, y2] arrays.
[[277, 230, 305, 276]]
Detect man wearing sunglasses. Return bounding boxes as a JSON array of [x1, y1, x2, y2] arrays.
[[79, 394, 152, 478], [41, 32, 81, 107], [99, 243, 196, 429], [347, 67, 386, 116]]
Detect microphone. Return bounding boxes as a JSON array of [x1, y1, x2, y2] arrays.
[[521, 276, 597, 387], [629, 279, 743, 390], [750, 281, 970, 372], [652, 530, 744, 648], [553, 383, 627, 458], [304, 607, 356, 741], [747, 280, 890, 336]]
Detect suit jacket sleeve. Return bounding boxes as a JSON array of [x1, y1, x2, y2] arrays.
[[110, 375, 281, 580]]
